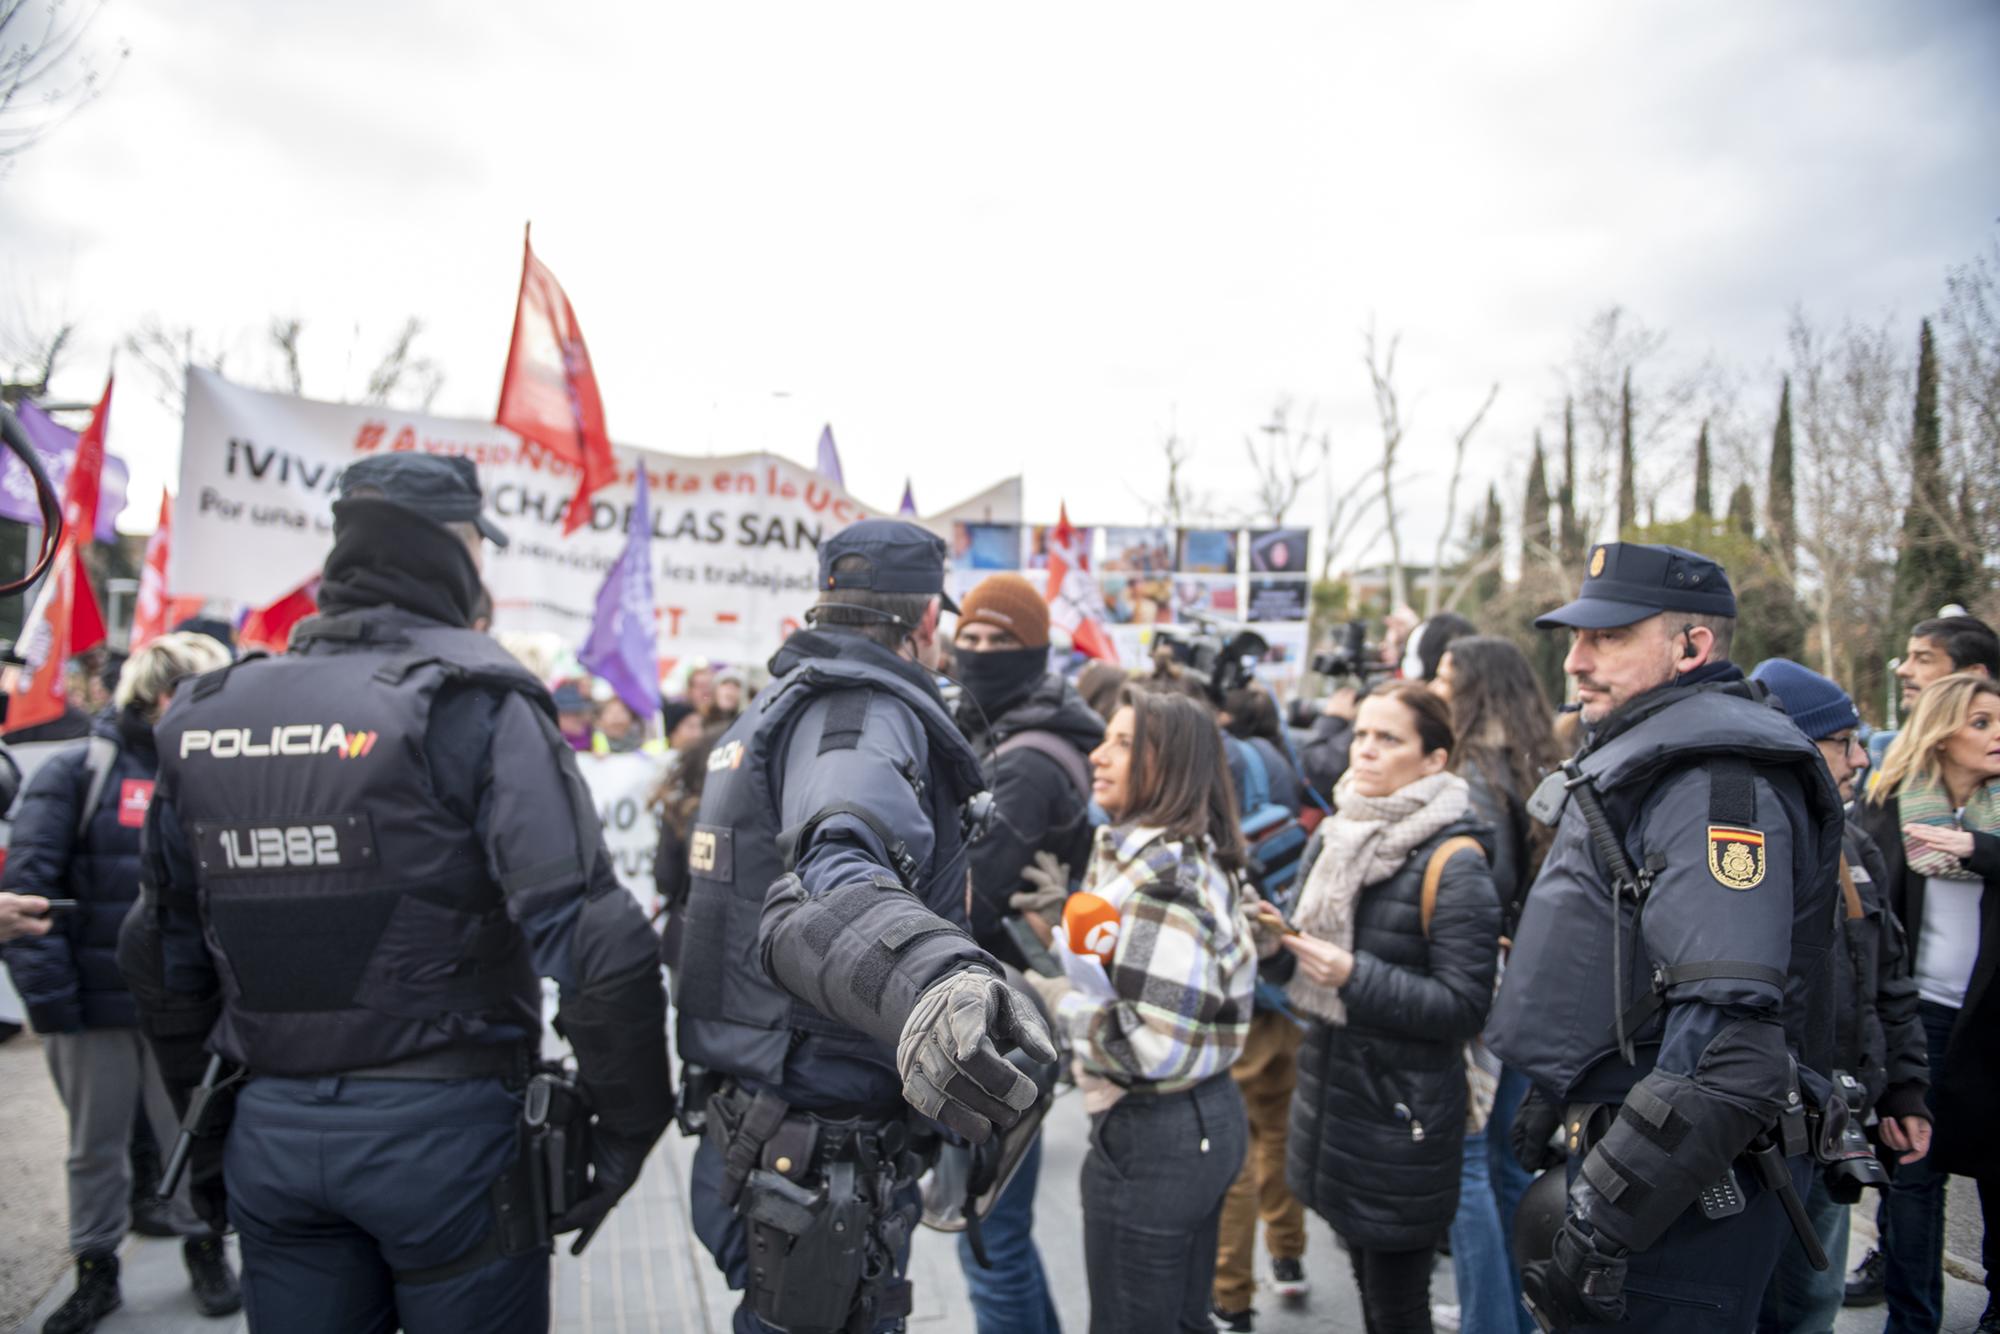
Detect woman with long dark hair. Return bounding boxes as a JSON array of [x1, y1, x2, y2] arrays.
[[1430, 637, 1558, 1334], [1027, 686, 1257, 1334], [1279, 682, 1501, 1334]]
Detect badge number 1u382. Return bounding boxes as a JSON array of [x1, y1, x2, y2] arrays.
[[1707, 825, 1766, 890]]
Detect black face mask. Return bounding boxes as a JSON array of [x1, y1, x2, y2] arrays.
[[956, 645, 1048, 725]]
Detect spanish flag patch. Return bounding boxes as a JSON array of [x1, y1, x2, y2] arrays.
[[1707, 825, 1765, 891]]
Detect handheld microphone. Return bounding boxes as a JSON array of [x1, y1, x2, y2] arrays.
[[1063, 892, 1122, 965]]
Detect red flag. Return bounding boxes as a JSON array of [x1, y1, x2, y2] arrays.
[[130, 491, 206, 651], [1044, 504, 1119, 663], [7, 376, 112, 733], [238, 579, 320, 656], [495, 224, 616, 535]]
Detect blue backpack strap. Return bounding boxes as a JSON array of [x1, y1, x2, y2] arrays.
[[1227, 734, 1271, 812], [1264, 681, 1332, 815]]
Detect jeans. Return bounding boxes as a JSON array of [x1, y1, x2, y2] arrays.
[[1482, 1065, 1539, 1333], [1450, 1126, 1524, 1334], [1757, 1175, 1847, 1334], [1082, 1074, 1248, 1334], [1346, 1243, 1436, 1334], [1881, 999, 1998, 1334], [958, 1135, 1061, 1334]]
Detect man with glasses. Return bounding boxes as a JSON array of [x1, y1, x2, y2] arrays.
[[1750, 659, 1932, 1333]]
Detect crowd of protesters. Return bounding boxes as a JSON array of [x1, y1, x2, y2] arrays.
[[0, 558, 1995, 1334]]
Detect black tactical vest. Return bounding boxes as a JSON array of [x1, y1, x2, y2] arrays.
[[153, 610, 549, 1076], [1487, 684, 1843, 1102], [673, 637, 983, 1108]]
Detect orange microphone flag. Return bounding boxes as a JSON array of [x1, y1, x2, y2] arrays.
[[1063, 891, 1122, 964], [494, 223, 617, 536], [7, 375, 113, 733]]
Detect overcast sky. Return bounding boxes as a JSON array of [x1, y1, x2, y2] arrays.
[[5, 0, 1996, 568]]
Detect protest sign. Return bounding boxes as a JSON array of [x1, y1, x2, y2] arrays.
[[170, 370, 882, 660], [578, 749, 670, 915]]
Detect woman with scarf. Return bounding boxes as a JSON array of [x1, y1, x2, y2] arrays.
[[1859, 672, 2000, 1334], [1027, 686, 1256, 1334], [1279, 682, 1501, 1334]]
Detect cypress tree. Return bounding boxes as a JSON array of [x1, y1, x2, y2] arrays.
[[1617, 369, 1636, 534], [1559, 397, 1581, 560], [1892, 319, 1981, 625], [1693, 419, 1712, 518], [1474, 484, 1504, 604], [1523, 432, 1552, 561], [1727, 482, 1757, 539], [1768, 377, 1796, 569]]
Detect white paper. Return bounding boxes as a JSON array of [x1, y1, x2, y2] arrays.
[[1051, 935, 1118, 1000]]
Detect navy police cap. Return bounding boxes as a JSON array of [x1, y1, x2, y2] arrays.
[[337, 454, 510, 548], [821, 518, 960, 614], [1534, 542, 1736, 629]]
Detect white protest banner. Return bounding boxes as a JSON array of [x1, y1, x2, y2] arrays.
[[170, 369, 884, 661], [578, 749, 670, 916]]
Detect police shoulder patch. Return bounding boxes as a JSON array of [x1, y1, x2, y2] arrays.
[[1707, 825, 1765, 890]]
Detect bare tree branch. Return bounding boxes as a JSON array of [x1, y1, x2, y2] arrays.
[[1425, 381, 1501, 614], [1363, 322, 1410, 611]]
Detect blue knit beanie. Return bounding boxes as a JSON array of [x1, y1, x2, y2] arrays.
[[1750, 658, 1859, 740]]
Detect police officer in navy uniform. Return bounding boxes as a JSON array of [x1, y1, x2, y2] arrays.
[[672, 519, 1055, 1334], [1486, 542, 1845, 1332], [117, 456, 673, 1333]]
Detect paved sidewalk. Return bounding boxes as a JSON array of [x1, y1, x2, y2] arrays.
[[15, 1088, 1991, 1332]]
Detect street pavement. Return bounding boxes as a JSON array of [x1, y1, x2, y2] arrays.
[[13, 1085, 1992, 1333]]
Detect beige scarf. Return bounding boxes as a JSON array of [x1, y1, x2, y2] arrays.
[[1287, 770, 1470, 1025]]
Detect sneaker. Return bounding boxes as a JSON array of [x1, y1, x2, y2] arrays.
[[1431, 1302, 1463, 1333], [1212, 1303, 1255, 1332], [1843, 1246, 1886, 1308], [183, 1236, 242, 1318], [44, 1254, 121, 1334], [1271, 1256, 1309, 1300]]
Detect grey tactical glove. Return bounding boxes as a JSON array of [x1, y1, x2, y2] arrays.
[[1006, 851, 1072, 918], [897, 969, 1057, 1144]]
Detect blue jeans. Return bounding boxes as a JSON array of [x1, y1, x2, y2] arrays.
[[1450, 1125, 1524, 1334], [958, 1135, 1061, 1334], [1757, 1175, 1847, 1334], [1881, 999, 1983, 1334], [1484, 1065, 1538, 1334]]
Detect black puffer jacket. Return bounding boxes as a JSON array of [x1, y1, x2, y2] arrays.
[[958, 673, 1104, 968], [2, 709, 158, 1032], [1833, 820, 1928, 1119], [1286, 815, 1502, 1250]]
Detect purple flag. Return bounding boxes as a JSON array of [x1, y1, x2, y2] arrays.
[[815, 424, 844, 487], [578, 468, 663, 719], [3, 402, 129, 541], [898, 479, 917, 516]]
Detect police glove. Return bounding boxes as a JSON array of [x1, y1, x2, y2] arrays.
[[1511, 1085, 1566, 1173], [1520, 1220, 1627, 1330], [1007, 852, 1072, 918], [897, 969, 1058, 1145], [550, 1127, 657, 1254]]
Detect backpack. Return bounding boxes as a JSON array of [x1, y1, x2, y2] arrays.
[[1229, 735, 1310, 909]]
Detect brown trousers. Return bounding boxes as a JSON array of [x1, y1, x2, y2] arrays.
[[1212, 1008, 1307, 1312]]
